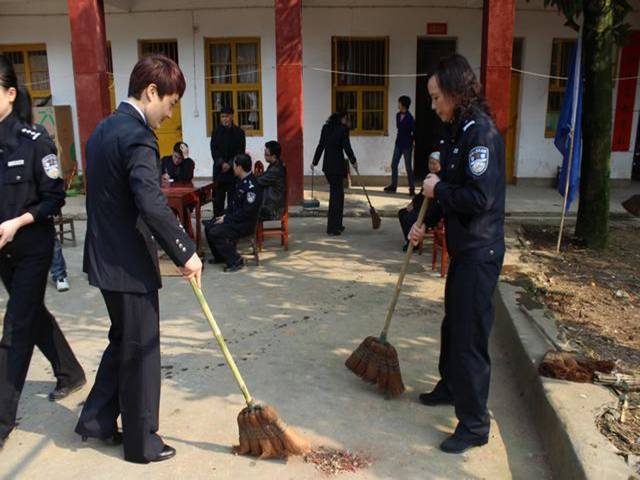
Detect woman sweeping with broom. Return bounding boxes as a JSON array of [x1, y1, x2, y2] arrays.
[[408, 54, 506, 454]]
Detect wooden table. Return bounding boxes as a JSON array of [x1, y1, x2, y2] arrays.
[[161, 180, 214, 252]]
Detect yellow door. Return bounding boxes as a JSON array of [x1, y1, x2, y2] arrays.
[[156, 101, 183, 157], [505, 73, 521, 184]]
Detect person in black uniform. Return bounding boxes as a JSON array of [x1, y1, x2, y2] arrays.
[[76, 55, 203, 463], [409, 54, 506, 454], [205, 154, 262, 272], [0, 55, 85, 450], [210, 107, 246, 216], [160, 142, 195, 183], [311, 112, 357, 235]]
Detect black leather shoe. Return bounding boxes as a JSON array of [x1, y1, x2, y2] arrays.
[[383, 184, 397, 193], [440, 433, 488, 454], [338, 225, 346, 233], [81, 431, 123, 446], [0, 435, 6, 450], [224, 261, 244, 273], [418, 387, 454, 406], [327, 230, 342, 236], [49, 376, 86, 402], [151, 445, 176, 462]]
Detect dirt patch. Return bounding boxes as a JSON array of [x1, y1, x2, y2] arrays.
[[506, 222, 640, 462], [303, 448, 372, 475]]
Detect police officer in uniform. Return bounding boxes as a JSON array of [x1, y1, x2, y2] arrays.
[[205, 153, 262, 272], [409, 54, 506, 454], [75, 55, 202, 463], [0, 55, 85, 450]]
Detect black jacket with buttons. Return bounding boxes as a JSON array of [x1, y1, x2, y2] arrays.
[[256, 160, 286, 221], [425, 108, 506, 261], [0, 112, 65, 226], [83, 102, 196, 294], [210, 124, 246, 184], [224, 173, 262, 237]]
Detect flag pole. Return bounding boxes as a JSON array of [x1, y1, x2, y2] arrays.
[[556, 22, 583, 253]]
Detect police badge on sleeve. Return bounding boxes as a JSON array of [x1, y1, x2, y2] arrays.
[[247, 192, 256, 204], [468, 146, 489, 176], [41, 154, 61, 179]]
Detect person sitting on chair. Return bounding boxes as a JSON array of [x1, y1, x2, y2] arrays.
[[398, 151, 441, 251], [205, 154, 262, 272], [256, 140, 286, 221], [161, 142, 195, 185]]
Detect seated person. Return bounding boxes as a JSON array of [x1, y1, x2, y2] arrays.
[[398, 151, 441, 251], [161, 141, 195, 185], [256, 140, 286, 221], [205, 154, 263, 272]]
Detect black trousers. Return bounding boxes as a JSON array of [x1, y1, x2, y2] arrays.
[[0, 224, 84, 440], [435, 254, 503, 439], [75, 289, 163, 463], [325, 174, 345, 233], [205, 223, 242, 267], [398, 207, 418, 245], [213, 181, 234, 217]]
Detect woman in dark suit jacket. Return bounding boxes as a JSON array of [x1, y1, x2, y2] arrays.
[[311, 112, 357, 235]]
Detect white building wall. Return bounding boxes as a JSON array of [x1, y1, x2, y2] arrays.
[[1, 1, 638, 181]]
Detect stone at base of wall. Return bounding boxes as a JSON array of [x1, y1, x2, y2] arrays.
[[494, 282, 635, 479]]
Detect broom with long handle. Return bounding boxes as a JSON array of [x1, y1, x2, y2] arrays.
[[345, 195, 429, 397], [352, 165, 382, 230], [190, 278, 310, 458]]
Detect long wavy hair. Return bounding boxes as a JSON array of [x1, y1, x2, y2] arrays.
[[433, 54, 491, 125]]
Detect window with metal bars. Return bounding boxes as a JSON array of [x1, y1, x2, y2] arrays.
[[332, 37, 389, 136], [139, 40, 179, 64], [0, 44, 51, 106], [545, 38, 576, 138], [205, 38, 262, 136]]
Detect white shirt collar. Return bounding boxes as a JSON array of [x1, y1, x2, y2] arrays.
[[125, 100, 147, 125]]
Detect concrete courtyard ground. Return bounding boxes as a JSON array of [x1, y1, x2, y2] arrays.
[[0, 218, 551, 479]]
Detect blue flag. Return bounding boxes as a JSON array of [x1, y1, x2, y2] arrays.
[[555, 43, 583, 210]]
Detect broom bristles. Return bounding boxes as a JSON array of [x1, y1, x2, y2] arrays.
[[345, 336, 405, 398], [233, 404, 310, 458], [371, 207, 382, 230]]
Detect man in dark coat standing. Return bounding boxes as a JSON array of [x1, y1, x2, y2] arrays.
[[76, 55, 202, 464], [210, 107, 246, 216]]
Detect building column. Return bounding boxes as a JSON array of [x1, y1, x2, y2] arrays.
[[480, 0, 515, 138], [275, 0, 304, 205], [67, 0, 111, 178]]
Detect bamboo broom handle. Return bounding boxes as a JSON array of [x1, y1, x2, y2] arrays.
[[190, 278, 255, 407], [380, 196, 430, 341], [353, 165, 375, 209]]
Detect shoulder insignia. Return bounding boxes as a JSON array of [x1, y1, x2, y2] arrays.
[[41, 153, 61, 179], [20, 127, 42, 141], [247, 192, 256, 204], [462, 120, 476, 132], [468, 146, 489, 177]]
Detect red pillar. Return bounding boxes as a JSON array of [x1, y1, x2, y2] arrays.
[[275, 0, 304, 205], [67, 0, 111, 179], [481, 0, 515, 138]]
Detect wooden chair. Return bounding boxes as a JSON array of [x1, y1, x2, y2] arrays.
[[53, 166, 78, 246], [235, 234, 260, 266], [431, 220, 448, 277], [253, 161, 289, 251]]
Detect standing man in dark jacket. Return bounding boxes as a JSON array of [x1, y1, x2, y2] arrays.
[[210, 107, 246, 216], [385, 95, 416, 195], [76, 55, 202, 464], [257, 140, 286, 221], [312, 112, 357, 235], [409, 55, 505, 455], [205, 154, 262, 272]]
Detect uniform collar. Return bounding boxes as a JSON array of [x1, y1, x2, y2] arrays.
[[123, 100, 147, 125]]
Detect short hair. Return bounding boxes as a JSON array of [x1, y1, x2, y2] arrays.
[[233, 153, 252, 172], [172, 142, 186, 155], [220, 106, 234, 115], [398, 95, 411, 109], [128, 54, 186, 99], [265, 141, 281, 159]]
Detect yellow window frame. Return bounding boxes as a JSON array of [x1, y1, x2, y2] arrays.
[[204, 37, 263, 136], [332, 36, 389, 136], [545, 38, 576, 138], [0, 43, 51, 103]]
